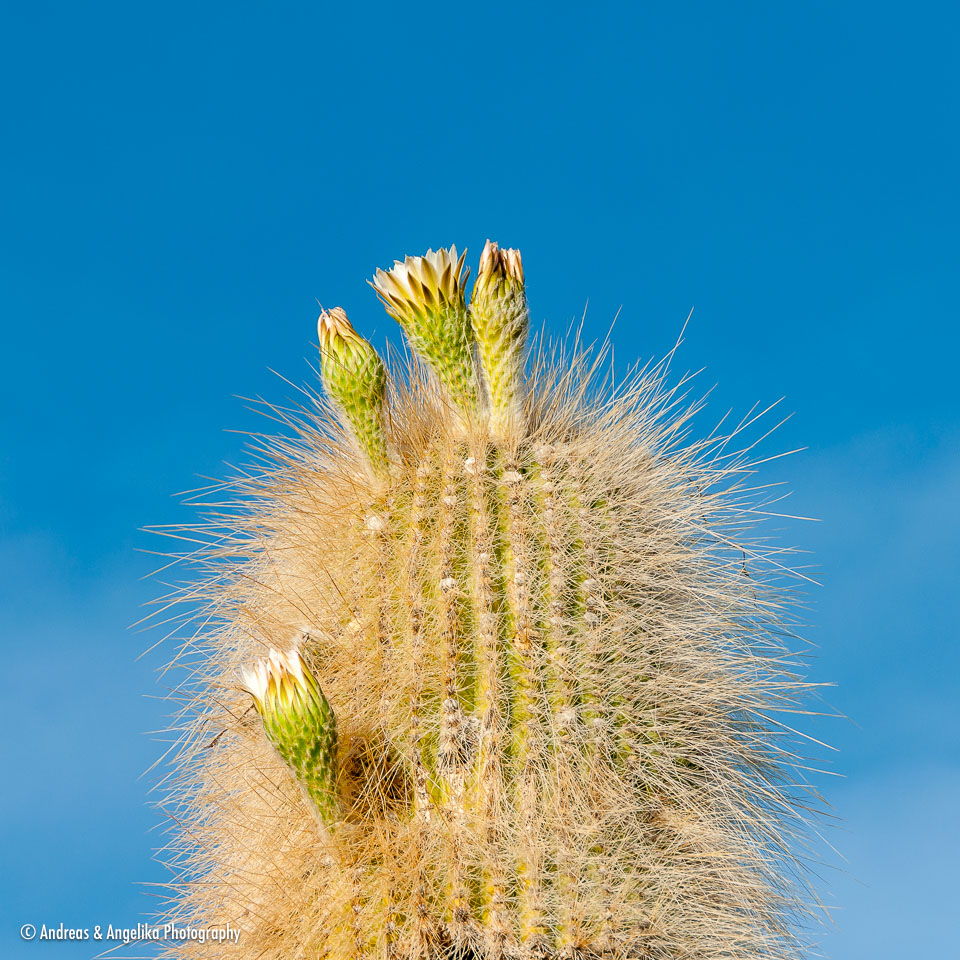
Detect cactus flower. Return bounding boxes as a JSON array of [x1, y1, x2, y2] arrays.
[[371, 247, 478, 415]]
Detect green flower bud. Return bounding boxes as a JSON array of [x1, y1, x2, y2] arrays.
[[370, 247, 479, 414], [241, 644, 341, 828], [470, 240, 529, 434], [318, 307, 389, 475]]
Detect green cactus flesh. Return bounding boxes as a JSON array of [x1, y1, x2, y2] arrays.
[[157, 243, 821, 960]]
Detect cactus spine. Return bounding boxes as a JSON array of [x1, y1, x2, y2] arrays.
[[156, 241, 822, 960]]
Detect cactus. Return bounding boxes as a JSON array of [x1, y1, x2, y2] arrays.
[[154, 241, 823, 960]]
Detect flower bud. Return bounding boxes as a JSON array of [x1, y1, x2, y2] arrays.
[[241, 644, 341, 827], [318, 307, 388, 474], [470, 240, 529, 433]]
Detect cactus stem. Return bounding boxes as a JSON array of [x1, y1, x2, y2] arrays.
[[394, 454, 437, 951], [532, 450, 584, 950], [569, 478, 620, 947], [435, 444, 471, 928], [407, 460, 432, 822], [348, 859, 376, 960], [366, 498, 405, 956], [531, 455, 579, 726], [498, 453, 549, 948], [465, 439, 511, 946], [365, 494, 396, 712]]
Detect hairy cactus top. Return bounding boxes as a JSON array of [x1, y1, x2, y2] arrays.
[[154, 242, 823, 960]]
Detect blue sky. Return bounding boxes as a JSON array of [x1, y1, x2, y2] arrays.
[[1, 2, 957, 957]]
